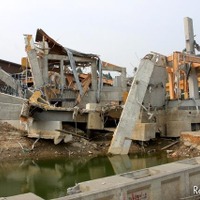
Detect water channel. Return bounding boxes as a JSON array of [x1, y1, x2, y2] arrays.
[[0, 152, 178, 199]]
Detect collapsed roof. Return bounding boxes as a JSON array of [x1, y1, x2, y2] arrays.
[[35, 29, 99, 68]]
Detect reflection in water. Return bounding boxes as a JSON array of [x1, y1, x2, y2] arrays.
[[0, 152, 177, 199], [109, 153, 177, 174]]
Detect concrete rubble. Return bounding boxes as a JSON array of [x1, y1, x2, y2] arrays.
[[0, 28, 128, 144], [2, 16, 200, 200], [0, 17, 200, 156], [108, 17, 200, 154], [181, 132, 200, 149]]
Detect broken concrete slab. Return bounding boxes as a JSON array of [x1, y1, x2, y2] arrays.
[[0, 93, 25, 104], [0, 68, 20, 94], [108, 58, 155, 155], [3, 120, 69, 145], [132, 123, 156, 141], [0, 103, 22, 120]]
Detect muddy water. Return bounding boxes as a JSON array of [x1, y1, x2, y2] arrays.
[[0, 153, 178, 199]]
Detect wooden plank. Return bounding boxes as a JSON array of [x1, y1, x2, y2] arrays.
[[161, 141, 179, 150]]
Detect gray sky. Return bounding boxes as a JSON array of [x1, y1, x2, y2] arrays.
[[1, 0, 200, 76]]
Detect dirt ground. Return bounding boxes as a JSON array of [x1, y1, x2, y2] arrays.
[[167, 141, 200, 158], [0, 122, 199, 161]]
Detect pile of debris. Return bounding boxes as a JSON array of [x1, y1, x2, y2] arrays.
[[0, 28, 128, 145], [0, 122, 112, 161], [167, 142, 200, 158]]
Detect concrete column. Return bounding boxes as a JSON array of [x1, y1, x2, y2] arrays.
[[27, 49, 44, 89], [67, 49, 83, 95], [29, 121, 64, 144], [184, 17, 199, 99], [60, 59, 66, 95], [91, 61, 98, 91], [184, 17, 195, 54], [121, 68, 127, 92], [188, 68, 199, 99], [108, 59, 155, 154], [41, 55, 48, 85]]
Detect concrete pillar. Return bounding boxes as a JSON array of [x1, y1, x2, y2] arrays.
[[91, 61, 98, 92], [184, 17, 199, 99], [184, 17, 195, 54], [67, 49, 83, 95], [188, 68, 199, 99], [121, 68, 127, 92], [60, 59, 66, 95], [41, 55, 48, 85], [29, 121, 64, 144], [108, 59, 155, 154], [27, 49, 44, 89]]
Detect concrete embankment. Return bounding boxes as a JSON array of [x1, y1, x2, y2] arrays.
[[58, 157, 200, 200], [3, 157, 200, 200]]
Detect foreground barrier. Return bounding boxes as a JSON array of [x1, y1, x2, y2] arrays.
[[57, 157, 200, 200], [3, 157, 200, 200]]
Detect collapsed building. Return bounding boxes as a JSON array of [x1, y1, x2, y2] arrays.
[[1, 17, 200, 152], [109, 17, 200, 154], [0, 29, 128, 144]]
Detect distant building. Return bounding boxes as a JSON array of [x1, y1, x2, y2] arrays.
[[0, 59, 22, 94]]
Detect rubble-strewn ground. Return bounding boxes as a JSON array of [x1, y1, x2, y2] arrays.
[[167, 141, 200, 158], [0, 122, 199, 161]]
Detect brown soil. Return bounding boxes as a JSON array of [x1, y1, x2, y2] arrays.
[[167, 141, 200, 158], [0, 122, 199, 161]]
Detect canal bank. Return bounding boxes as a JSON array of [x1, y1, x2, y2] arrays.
[[2, 122, 200, 199], [2, 156, 200, 200], [0, 122, 182, 162], [60, 157, 200, 200], [0, 152, 177, 199]]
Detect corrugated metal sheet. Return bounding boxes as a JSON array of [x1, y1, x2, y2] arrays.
[[35, 29, 97, 58]]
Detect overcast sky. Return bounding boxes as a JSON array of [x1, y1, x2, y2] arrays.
[[1, 0, 200, 76]]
